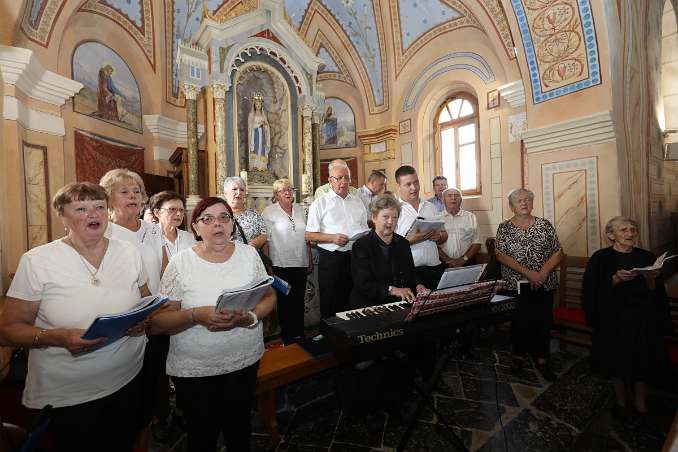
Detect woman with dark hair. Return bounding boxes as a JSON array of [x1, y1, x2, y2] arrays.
[[583, 216, 673, 415], [150, 197, 276, 452], [149, 190, 196, 266]]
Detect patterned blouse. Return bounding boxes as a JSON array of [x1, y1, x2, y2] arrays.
[[233, 208, 267, 244], [495, 216, 561, 291]]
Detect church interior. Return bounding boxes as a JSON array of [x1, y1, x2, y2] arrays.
[[1, 0, 678, 451]]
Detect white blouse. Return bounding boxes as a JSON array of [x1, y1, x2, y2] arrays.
[[7, 239, 147, 408], [106, 221, 163, 294], [162, 229, 196, 262], [262, 203, 308, 267], [159, 243, 266, 378]]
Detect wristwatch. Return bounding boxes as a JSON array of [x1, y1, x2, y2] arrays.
[[246, 310, 259, 329], [462, 256, 469, 262]]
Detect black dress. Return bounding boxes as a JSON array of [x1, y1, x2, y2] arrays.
[[583, 247, 673, 382], [350, 231, 418, 309]]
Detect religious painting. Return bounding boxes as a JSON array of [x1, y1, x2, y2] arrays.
[[72, 41, 142, 133], [235, 65, 291, 183], [399, 119, 411, 134], [320, 98, 356, 149], [487, 89, 500, 110]]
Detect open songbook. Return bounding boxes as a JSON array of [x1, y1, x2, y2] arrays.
[[215, 275, 274, 313], [82, 295, 169, 348], [629, 251, 678, 273], [406, 218, 445, 235]]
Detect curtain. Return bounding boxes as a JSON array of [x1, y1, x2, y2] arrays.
[[74, 129, 144, 183]]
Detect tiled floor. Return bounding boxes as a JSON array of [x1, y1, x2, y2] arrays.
[[151, 328, 678, 451]]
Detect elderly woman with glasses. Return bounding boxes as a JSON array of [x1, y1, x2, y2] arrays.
[[583, 216, 673, 415], [0, 182, 150, 451], [150, 197, 276, 452], [262, 179, 312, 343], [223, 176, 267, 250], [149, 190, 196, 265], [495, 188, 563, 381]]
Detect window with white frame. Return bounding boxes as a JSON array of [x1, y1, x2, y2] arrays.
[[435, 94, 481, 195]]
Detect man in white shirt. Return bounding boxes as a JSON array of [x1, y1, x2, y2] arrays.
[[306, 161, 368, 318], [394, 165, 447, 290], [427, 176, 448, 213], [358, 170, 387, 209], [439, 187, 481, 267], [314, 159, 360, 199]]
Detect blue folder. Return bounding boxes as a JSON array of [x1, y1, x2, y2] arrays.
[[82, 295, 168, 348]]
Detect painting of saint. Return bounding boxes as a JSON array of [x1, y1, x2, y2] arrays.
[[320, 98, 356, 149], [73, 42, 142, 133]]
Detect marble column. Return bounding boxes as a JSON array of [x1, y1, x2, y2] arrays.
[[213, 83, 227, 195], [182, 82, 201, 216], [301, 105, 314, 203], [311, 109, 323, 192]]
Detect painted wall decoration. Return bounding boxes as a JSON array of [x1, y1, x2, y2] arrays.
[[23, 142, 51, 250], [20, 0, 66, 46], [72, 41, 143, 133], [166, 0, 224, 105], [295, 0, 387, 111], [476, 0, 516, 59], [510, 0, 601, 103], [397, 0, 461, 50], [317, 45, 339, 73], [235, 66, 291, 183], [79, 0, 155, 69], [320, 98, 356, 149]]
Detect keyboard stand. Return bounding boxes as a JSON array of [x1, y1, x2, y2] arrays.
[[393, 336, 470, 452]]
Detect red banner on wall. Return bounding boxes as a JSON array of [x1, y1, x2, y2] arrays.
[[74, 129, 144, 183]]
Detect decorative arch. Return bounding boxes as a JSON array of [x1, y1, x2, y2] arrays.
[[220, 39, 313, 96], [390, 0, 484, 75], [20, 0, 67, 47], [78, 0, 156, 70], [474, 0, 516, 60], [402, 52, 495, 112], [312, 31, 354, 86]]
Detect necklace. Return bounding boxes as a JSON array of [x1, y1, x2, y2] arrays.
[[64, 238, 107, 286]]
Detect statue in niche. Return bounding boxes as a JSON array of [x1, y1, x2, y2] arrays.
[[248, 92, 271, 171]]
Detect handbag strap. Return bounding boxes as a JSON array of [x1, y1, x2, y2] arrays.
[[233, 218, 248, 244]]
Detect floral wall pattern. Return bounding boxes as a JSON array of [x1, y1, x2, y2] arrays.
[[510, 0, 601, 103]]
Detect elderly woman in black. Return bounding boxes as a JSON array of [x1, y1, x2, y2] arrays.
[[583, 216, 672, 415], [495, 188, 563, 381], [350, 194, 427, 308]]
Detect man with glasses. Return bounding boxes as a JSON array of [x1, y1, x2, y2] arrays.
[[358, 170, 387, 210], [306, 161, 368, 318], [314, 159, 360, 199]]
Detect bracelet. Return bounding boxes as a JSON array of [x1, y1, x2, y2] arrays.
[[33, 328, 47, 348], [189, 308, 196, 325], [246, 310, 259, 329]]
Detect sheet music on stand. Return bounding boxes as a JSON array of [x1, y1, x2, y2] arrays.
[[405, 279, 504, 322]]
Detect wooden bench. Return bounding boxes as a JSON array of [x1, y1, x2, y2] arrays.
[[255, 343, 336, 442]]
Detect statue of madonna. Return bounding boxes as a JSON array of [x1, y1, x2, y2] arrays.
[[248, 93, 271, 171]]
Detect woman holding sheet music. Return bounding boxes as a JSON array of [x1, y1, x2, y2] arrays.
[[262, 178, 312, 344], [583, 216, 673, 416], [150, 197, 276, 452], [495, 188, 563, 382], [0, 182, 150, 452]]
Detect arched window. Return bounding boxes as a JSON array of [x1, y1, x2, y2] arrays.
[[435, 94, 481, 194]]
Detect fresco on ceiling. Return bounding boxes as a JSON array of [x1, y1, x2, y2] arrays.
[[398, 0, 461, 49], [28, 0, 47, 27], [169, 0, 223, 101], [21, 0, 65, 46], [72, 41, 142, 133], [317, 46, 339, 72], [511, 0, 601, 103], [285, 0, 384, 106], [320, 98, 356, 149], [102, 0, 143, 27], [285, 0, 310, 27]]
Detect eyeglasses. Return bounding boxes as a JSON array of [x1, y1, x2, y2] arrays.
[[160, 207, 185, 215], [196, 213, 232, 225], [330, 175, 351, 183]]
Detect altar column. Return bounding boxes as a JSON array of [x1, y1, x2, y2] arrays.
[[311, 109, 323, 191], [301, 105, 314, 203], [213, 83, 227, 195], [182, 82, 202, 214]]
